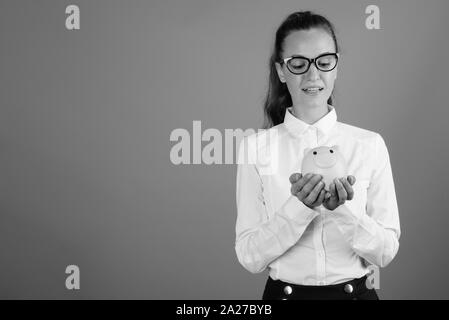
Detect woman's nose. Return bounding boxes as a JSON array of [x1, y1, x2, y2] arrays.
[[306, 63, 320, 80]]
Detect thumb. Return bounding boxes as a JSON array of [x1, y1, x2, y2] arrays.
[[289, 173, 302, 184], [347, 175, 356, 185]]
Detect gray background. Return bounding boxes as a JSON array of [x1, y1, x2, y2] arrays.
[[0, 0, 448, 299]]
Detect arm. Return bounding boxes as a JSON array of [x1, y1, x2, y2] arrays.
[[234, 137, 318, 274], [325, 134, 401, 267]]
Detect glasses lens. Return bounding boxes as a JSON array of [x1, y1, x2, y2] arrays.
[[286, 58, 309, 74], [316, 54, 338, 71]]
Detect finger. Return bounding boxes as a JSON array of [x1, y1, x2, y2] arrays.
[[347, 175, 356, 185], [324, 191, 331, 200], [329, 182, 337, 198], [291, 173, 314, 196], [291, 173, 307, 194], [341, 177, 354, 200], [298, 174, 323, 200], [289, 173, 302, 184], [311, 189, 326, 207], [334, 178, 347, 204], [304, 179, 325, 205]]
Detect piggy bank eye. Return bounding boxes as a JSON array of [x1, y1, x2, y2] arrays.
[[330, 150, 334, 153], [313, 151, 317, 155]]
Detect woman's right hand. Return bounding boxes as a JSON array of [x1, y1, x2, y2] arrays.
[[289, 173, 327, 209]]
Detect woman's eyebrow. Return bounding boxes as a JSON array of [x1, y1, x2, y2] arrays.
[[290, 51, 335, 58]]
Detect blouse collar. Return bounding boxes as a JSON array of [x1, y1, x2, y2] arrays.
[[283, 104, 337, 138]]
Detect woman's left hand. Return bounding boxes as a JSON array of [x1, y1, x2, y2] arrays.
[[322, 175, 356, 211]]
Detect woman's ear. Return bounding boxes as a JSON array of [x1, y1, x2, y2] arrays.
[[275, 62, 286, 83]]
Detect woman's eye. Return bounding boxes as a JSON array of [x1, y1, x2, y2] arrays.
[[289, 59, 307, 69], [292, 63, 306, 68]]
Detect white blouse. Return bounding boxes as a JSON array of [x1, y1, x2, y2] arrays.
[[235, 105, 400, 285]]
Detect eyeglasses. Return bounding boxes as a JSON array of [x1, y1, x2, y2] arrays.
[[280, 53, 339, 75]]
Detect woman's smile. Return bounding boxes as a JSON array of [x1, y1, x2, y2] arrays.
[[301, 87, 324, 95]]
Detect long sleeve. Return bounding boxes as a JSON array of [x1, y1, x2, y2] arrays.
[[234, 137, 318, 274], [325, 133, 401, 267]]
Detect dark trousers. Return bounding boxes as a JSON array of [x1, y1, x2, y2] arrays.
[[262, 275, 379, 300]]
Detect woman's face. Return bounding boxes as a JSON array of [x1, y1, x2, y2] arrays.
[[275, 28, 338, 109]]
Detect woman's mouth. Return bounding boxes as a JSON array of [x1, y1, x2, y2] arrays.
[[301, 87, 324, 95]]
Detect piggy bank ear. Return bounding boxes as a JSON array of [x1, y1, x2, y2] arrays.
[[304, 148, 311, 157], [331, 145, 339, 151]]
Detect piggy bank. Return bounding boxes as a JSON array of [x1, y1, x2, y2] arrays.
[[301, 145, 348, 191]]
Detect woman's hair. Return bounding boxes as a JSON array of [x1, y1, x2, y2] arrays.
[[262, 11, 340, 129]]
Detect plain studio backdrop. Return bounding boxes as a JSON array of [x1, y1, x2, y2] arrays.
[[0, 0, 448, 299]]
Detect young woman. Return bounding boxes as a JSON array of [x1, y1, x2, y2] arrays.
[[235, 11, 400, 300]]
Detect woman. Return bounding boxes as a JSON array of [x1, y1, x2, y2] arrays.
[[235, 11, 400, 300]]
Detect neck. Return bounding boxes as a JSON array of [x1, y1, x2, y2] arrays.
[[291, 103, 329, 124]]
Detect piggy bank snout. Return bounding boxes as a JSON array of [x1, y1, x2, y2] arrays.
[[314, 155, 337, 168]]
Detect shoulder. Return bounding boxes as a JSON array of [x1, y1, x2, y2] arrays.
[[239, 123, 289, 149], [335, 121, 393, 161], [335, 121, 383, 145], [237, 124, 289, 165]]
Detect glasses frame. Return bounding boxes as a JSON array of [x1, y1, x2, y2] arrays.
[[280, 52, 340, 75]]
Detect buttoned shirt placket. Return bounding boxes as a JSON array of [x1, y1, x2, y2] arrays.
[[307, 126, 327, 286]]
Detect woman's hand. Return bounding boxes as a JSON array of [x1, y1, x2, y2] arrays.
[[289, 173, 326, 209], [322, 176, 356, 211]]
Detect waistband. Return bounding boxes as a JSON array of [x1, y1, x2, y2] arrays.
[[264, 275, 374, 300]]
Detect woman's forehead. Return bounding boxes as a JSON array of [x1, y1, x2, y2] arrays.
[[282, 29, 335, 58]]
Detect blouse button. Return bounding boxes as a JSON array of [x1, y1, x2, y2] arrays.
[[344, 284, 354, 294], [283, 285, 293, 295]]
